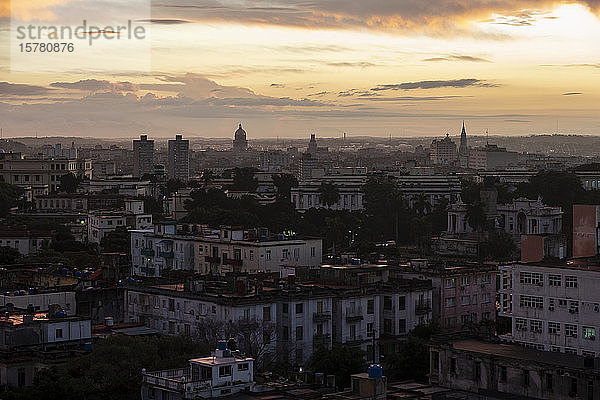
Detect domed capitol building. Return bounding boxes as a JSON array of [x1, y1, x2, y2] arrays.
[[233, 123, 248, 152]]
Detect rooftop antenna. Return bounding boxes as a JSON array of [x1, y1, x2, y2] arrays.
[[1, 128, 2, 139], [556, 120, 559, 134], [486, 129, 489, 145]]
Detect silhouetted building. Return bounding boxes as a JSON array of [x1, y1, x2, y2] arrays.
[[168, 134, 189, 181], [133, 135, 154, 178], [458, 121, 469, 168], [430, 134, 457, 165], [233, 124, 248, 151]]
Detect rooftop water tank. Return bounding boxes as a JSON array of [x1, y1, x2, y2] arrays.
[[368, 364, 383, 378]]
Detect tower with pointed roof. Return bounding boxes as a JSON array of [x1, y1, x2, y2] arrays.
[[459, 121, 469, 168]]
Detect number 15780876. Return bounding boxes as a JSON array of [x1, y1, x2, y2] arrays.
[[19, 43, 74, 52]]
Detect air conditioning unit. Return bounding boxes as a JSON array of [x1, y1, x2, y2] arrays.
[[549, 306, 555, 311]]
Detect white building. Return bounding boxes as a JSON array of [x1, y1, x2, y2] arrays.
[[125, 278, 432, 366], [291, 174, 367, 212], [82, 178, 152, 196], [131, 223, 323, 277], [499, 261, 600, 357], [142, 342, 254, 399], [88, 211, 127, 245], [0, 229, 54, 255]]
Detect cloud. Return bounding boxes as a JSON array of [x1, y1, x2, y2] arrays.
[[562, 92, 583, 96], [326, 62, 376, 68], [135, 18, 190, 24], [371, 79, 496, 91], [0, 82, 51, 96], [153, 0, 600, 36], [270, 83, 285, 88], [423, 55, 491, 63], [50, 79, 138, 92], [362, 95, 468, 101]]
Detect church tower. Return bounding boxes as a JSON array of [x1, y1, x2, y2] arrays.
[[459, 121, 469, 168]]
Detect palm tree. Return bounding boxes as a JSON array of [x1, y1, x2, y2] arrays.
[[413, 192, 431, 216], [318, 182, 340, 209], [201, 169, 214, 188]]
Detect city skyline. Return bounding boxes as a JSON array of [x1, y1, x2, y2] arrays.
[[0, 1, 599, 138]]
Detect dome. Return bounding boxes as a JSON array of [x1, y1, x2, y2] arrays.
[[235, 123, 246, 140]]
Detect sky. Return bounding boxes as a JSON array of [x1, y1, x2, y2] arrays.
[[0, 0, 599, 139]]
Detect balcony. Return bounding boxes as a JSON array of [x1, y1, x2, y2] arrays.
[[204, 256, 221, 264], [344, 335, 365, 346], [345, 307, 364, 323], [313, 311, 332, 322], [313, 333, 331, 347], [142, 368, 212, 393], [159, 251, 174, 259], [140, 266, 155, 276], [223, 258, 243, 268], [141, 249, 155, 257], [415, 299, 432, 315]]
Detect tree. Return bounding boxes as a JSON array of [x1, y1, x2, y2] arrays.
[[201, 169, 215, 188], [481, 230, 516, 261], [231, 168, 258, 192], [308, 346, 365, 390], [58, 173, 82, 193], [318, 182, 340, 209], [0, 182, 24, 217], [3, 335, 210, 400], [466, 201, 486, 232], [412, 192, 431, 216], [272, 174, 298, 202], [166, 178, 185, 196], [100, 226, 130, 253], [0, 246, 20, 264]]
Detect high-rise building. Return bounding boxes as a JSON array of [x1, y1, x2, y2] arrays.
[[167, 134, 189, 181], [307, 133, 318, 155], [233, 123, 248, 151], [133, 135, 154, 178]]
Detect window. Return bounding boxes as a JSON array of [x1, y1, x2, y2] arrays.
[[282, 249, 289, 259], [263, 306, 271, 322], [249, 250, 254, 260], [398, 319, 406, 334], [516, 318, 527, 331], [570, 378, 578, 397], [367, 322, 374, 337], [500, 366, 507, 382], [450, 358, 456, 374], [565, 276, 578, 288], [296, 326, 303, 341], [238, 363, 249, 371], [461, 296, 470, 306], [530, 320, 542, 333], [481, 274, 491, 284], [522, 370, 529, 388], [383, 296, 392, 311], [519, 295, 543, 309], [266, 250, 271, 261], [569, 301, 579, 313], [445, 278, 456, 288], [584, 326, 596, 340], [169, 299, 175, 312], [548, 322, 560, 335], [549, 274, 561, 286], [474, 361, 481, 381], [56, 328, 63, 339], [282, 326, 289, 340], [482, 293, 491, 303], [460, 276, 470, 286], [520, 272, 543, 286], [398, 296, 406, 310], [367, 299, 375, 314], [219, 366, 232, 377], [565, 324, 578, 338], [283, 303, 288, 314], [432, 351, 439, 372], [384, 318, 392, 334], [295, 303, 303, 314], [549, 298, 555, 310], [445, 297, 456, 308]]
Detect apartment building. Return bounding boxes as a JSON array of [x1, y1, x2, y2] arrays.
[[133, 135, 155, 178], [87, 212, 127, 245], [131, 223, 323, 277], [499, 260, 600, 357], [398, 260, 497, 330], [124, 277, 432, 367], [430, 336, 600, 400], [0, 228, 54, 255], [0, 152, 92, 195], [168, 134, 190, 181]]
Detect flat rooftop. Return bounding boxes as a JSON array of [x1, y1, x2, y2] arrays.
[[509, 258, 600, 272]]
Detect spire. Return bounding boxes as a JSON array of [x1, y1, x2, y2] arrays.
[[461, 120, 466, 135]]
